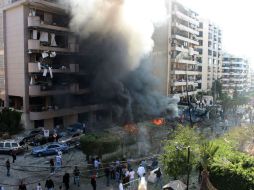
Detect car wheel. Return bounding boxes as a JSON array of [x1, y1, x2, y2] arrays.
[[37, 153, 42, 157]]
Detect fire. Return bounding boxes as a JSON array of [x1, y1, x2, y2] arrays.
[[124, 123, 138, 134], [151, 118, 165, 126]]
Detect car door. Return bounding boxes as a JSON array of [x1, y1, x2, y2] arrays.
[[4, 143, 11, 153], [46, 145, 58, 155], [0, 142, 4, 153]]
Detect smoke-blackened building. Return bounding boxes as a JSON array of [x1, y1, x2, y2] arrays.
[[2, 0, 107, 128]]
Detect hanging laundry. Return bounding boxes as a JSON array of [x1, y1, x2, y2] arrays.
[[30, 76, 35, 85], [32, 30, 38, 40], [50, 51, 56, 58], [39, 31, 49, 42], [50, 33, 57, 47], [42, 52, 48, 58], [38, 62, 41, 71], [43, 69, 47, 77], [49, 67, 53, 78]]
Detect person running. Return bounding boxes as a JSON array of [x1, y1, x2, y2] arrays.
[[63, 172, 70, 190], [6, 159, 10, 177], [45, 178, 54, 190], [90, 172, 97, 190]]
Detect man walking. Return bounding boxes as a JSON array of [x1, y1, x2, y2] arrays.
[[73, 166, 80, 187], [63, 172, 70, 190], [137, 164, 146, 178], [6, 159, 10, 177], [104, 165, 110, 186], [11, 150, 16, 163], [90, 172, 97, 190], [50, 158, 54, 174], [45, 178, 54, 190], [154, 168, 162, 189]]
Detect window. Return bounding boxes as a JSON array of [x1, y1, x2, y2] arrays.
[[5, 143, 10, 148], [0, 143, 3, 148], [12, 143, 18, 148]]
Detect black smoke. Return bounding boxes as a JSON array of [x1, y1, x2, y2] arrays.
[[78, 32, 178, 124]]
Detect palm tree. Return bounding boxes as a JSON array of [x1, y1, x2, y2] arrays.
[[199, 142, 219, 190]]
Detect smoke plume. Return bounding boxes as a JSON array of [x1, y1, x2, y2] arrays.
[[66, 0, 178, 123]]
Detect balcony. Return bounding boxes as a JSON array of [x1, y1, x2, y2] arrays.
[[170, 59, 196, 65], [171, 46, 199, 55], [29, 83, 89, 96], [30, 104, 106, 120], [173, 10, 199, 26], [172, 22, 199, 35], [172, 34, 199, 45], [28, 62, 79, 73], [28, 39, 79, 53], [28, 16, 69, 32]]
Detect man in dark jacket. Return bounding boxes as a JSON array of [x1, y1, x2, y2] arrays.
[[63, 172, 70, 190], [6, 159, 10, 177], [45, 178, 54, 190]]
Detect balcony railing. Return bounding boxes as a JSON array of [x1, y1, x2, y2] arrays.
[[28, 62, 79, 73], [28, 39, 79, 53], [28, 16, 69, 32], [29, 83, 87, 96], [30, 104, 106, 120]]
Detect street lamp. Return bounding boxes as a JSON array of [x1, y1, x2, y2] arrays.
[[175, 143, 191, 190]]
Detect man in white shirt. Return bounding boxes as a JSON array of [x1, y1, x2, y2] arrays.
[[129, 169, 135, 181], [137, 164, 146, 178]]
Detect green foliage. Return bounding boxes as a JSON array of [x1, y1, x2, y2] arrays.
[[0, 108, 23, 135], [200, 142, 219, 170], [160, 125, 201, 179], [208, 133, 254, 190], [211, 80, 222, 99], [80, 132, 120, 158]]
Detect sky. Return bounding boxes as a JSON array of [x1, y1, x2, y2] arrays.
[[178, 0, 254, 67]]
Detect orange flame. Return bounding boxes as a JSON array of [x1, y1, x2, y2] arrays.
[[124, 123, 138, 134], [151, 118, 165, 126]]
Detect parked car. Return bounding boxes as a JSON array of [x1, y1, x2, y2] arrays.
[[31, 142, 69, 157], [67, 123, 84, 133], [0, 140, 26, 154], [58, 132, 82, 146]]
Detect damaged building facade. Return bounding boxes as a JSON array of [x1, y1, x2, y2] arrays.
[[2, 0, 107, 129]]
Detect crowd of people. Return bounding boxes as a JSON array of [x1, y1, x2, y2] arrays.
[[3, 155, 161, 190]]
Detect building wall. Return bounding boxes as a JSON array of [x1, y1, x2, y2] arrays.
[[222, 53, 249, 94], [5, 5, 26, 97]]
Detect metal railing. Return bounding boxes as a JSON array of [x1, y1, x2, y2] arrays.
[[123, 179, 140, 190]]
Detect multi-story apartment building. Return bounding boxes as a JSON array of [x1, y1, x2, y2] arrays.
[[0, 0, 5, 105], [222, 53, 250, 95], [196, 19, 222, 91], [2, 0, 106, 129], [153, 0, 200, 99], [250, 69, 254, 90]]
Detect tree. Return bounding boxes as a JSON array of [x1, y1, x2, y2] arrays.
[[0, 108, 23, 135], [80, 132, 120, 160], [211, 80, 222, 100], [199, 142, 219, 190], [161, 125, 201, 179]]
